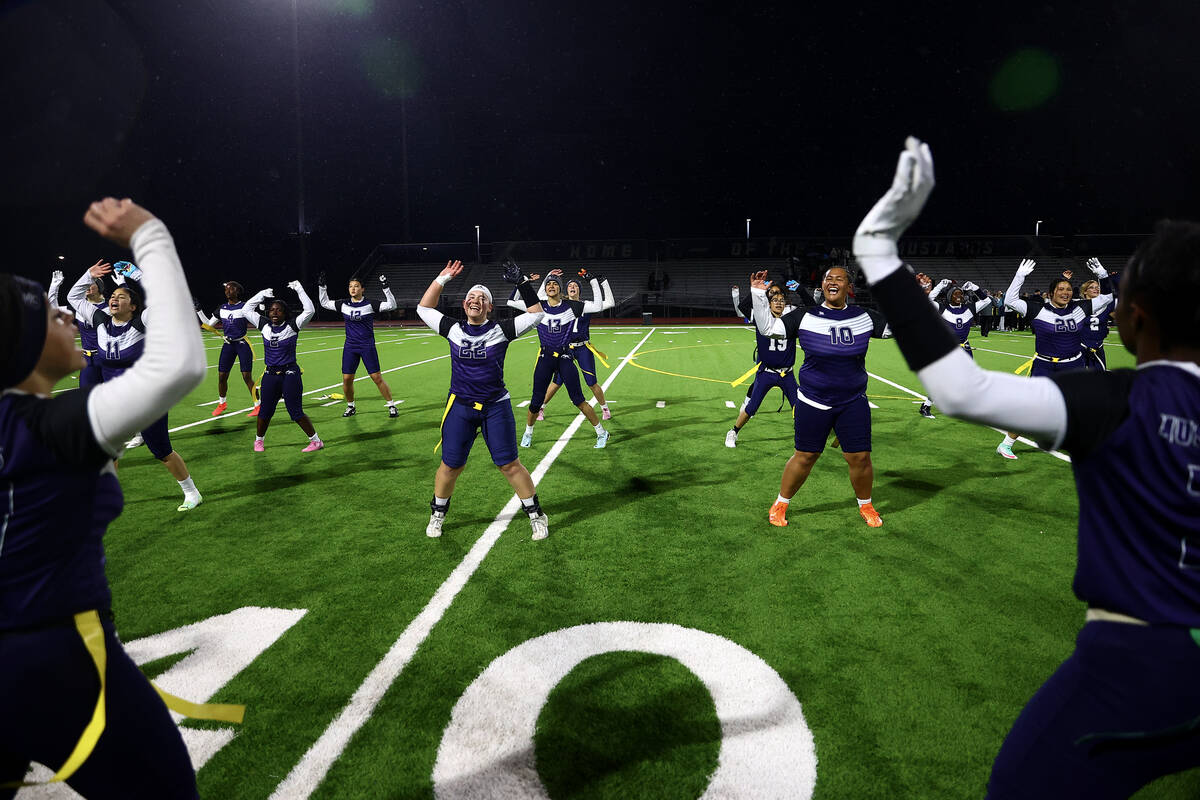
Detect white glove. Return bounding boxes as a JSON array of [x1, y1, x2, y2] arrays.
[[812, 287, 823, 303], [934, 278, 952, 292], [287, 280, 303, 292], [853, 136, 936, 262], [731, 286, 740, 298], [52, 269, 64, 283], [112, 272, 126, 286], [962, 280, 978, 292], [262, 288, 275, 298], [1016, 259, 1036, 278], [1086, 257, 1108, 278]]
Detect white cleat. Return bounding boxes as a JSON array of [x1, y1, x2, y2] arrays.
[[177, 494, 203, 512], [530, 512, 549, 541], [125, 433, 144, 449], [725, 429, 738, 448], [996, 443, 1018, 460], [520, 430, 533, 448], [594, 429, 609, 449], [426, 511, 446, 538]]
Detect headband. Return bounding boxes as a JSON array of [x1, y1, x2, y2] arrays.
[[466, 284, 493, 304]]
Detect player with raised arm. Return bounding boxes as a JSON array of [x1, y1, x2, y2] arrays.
[[48, 263, 108, 389], [240, 282, 323, 452], [418, 260, 551, 540], [507, 267, 609, 449], [1079, 266, 1116, 370], [196, 280, 260, 417], [752, 265, 891, 528], [319, 272, 400, 418], [0, 198, 206, 797], [854, 136, 1200, 800], [536, 269, 617, 420], [726, 281, 798, 447], [993, 256, 1113, 458], [66, 261, 204, 511]]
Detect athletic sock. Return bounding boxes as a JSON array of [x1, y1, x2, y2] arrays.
[[309, 432, 320, 442], [775, 494, 790, 505], [386, 400, 396, 407], [594, 423, 605, 434], [431, 495, 450, 515], [178, 477, 197, 496], [601, 404, 609, 412], [1001, 434, 1017, 447], [857, 497, 872, 507], [255, 435, 265, 443], [733, 423, 743, 433], [520, 494, 543, 517], [218, 395, 226, 404], [346, 401, 355, 408], [525, 424, 535, 435]]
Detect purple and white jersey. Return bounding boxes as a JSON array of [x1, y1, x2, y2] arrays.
[[423, 309, 541, 403], [96, 315, 147, 376], [207, 302, 250, 341], [241, 289, 315, 367], [791, 305, 886, 406], [1052, 361, 1200, 626], [319, 285, 397, 350], [1081, 302, 1114, 349], [75, 302, 106, 351], [0, 388, 120, 629], [756, 308, 799, 370], [536, 300, 585, 352], [569, 312, 593, 343], [1028, 301, 1093, 360], [939, 295, 992, 345]]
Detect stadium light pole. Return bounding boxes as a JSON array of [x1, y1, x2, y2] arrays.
[[475, 225, 481, 263], [746, 218, 751, 240], [290, 0, 309, 283], [1035, 220, 1042, 236]]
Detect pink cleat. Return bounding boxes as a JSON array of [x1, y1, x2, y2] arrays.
[[601, 407, 612, 420], [536, 408, 545, 421], [253, 440, 265, 452], [302, 439, 324, 452]]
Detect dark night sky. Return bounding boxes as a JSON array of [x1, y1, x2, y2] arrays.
[[4, 0, 1200, 285]]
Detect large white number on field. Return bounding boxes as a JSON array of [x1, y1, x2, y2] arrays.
[[17, 607, 306, 798], [432, 621, 817, 799]]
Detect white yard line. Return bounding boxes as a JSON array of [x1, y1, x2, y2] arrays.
[[268, 328, 656, 800]]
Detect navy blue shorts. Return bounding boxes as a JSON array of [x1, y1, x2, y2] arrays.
[[259, 366, 305, 422], [988, 621, 1200, 799], [0, 615, 197, 799], [792, 393, 871, 453], [441, 396, 518, 469], [342, 345, 381, 375], [743, 369, 797, 416], [79, 353, 105, 390], [141, 414, 173, 461], [531, 350, 583, 411], [217, 339, 254, 374], [555, 343, 599, 387]]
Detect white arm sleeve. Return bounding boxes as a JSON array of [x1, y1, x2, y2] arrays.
[[294, 286, 316, 329], [85, 220, 206, 456], [917, 348, 1068, 448], [318, 284, 337, 311], [48, 272, 65, 311], [600, 278, 615, 310], [513, 311, 544, 337], [974, 296, 993, 314], [581, 278, 605, 313], [197, 309, 218, 327], [379, 286, 398, 312], [731, 287, 742, 316], [537, 276, 549, 301], [242, 306, 263, 328], [67, 269, 103, 322], [244, 289, 271, 313], [751, 286, 787, 337], [1090, 293, 1114, 315], [1003, 273, 1028, 315], [505, 293, 527, 311], [416, 304, 446, 332]]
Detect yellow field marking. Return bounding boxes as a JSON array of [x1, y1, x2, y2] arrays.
[[623, 342, 757, 386]]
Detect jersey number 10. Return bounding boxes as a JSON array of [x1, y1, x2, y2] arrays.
[[828, 327, 854, 346]]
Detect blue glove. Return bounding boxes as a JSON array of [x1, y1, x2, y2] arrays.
[[785, 280, 800, 291]]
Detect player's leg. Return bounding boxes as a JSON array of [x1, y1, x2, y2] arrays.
[[361, 345, 398, 416], [561, 360, 606, 446], [429, 402, 479, 537], [237, 341, 260, 416], [281, 370, 321, 451], [539, 376, 562, 420], [727, 372, 773, 447], [483, 399, 548, 539], [340, 346, 359, 416], [255, 370, 284, 448], [575, 347, 610, 418], [833, 396, 879, 527], [143, 417, 202, 511], [213, 342, 237, 415], [523, 351, 556, 446]]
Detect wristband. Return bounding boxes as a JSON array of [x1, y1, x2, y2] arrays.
[[435, 274, 452, 287]]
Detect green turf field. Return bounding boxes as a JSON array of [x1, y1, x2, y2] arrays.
[[25, 323, 1199, 799]]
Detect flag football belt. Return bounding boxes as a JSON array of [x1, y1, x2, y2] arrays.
[[539, 347, 570, 359], [0, 609, 244, 790], [82, 349, 98, 357], [434, 392, 491, 452], [223, 335, 246, 344], [1034, 352, 1081, 364], [568, 341, 610, 367], [264, 362, 299, 376], [762, 366, 792, 376]]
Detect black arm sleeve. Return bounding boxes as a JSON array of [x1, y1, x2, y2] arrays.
[[517, 281, 540, 308], [866, 308, 890, 338], [868, 265, 961, 371], [1050, 369, 1137, 459], [89, 308, 109, 328], [12, 387, 112, 469], [737, 294, 753, 318], [568, 299, 585, 317], [438, 316, 456, 338], [498, 318, 518, 340], [779, 308, 805, 338]]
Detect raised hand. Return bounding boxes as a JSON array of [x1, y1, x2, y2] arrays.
[[962, 280, 979, 292], [88, 259, 113, 279], [441, 260, 464, 280], [1016, 259, 1036, 278], [749, 270, 769, 291], [317, 270, 327, 286], [378, 274, 390, 288], [287, 280, 303, 293], [83, 198, 155, 248], [853, 136, 935, 259], [1086, 257, 1108, 277]]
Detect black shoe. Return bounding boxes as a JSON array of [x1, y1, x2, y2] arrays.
[[342, 406, 356, 418], [919, 402, 935, 418], [388, 405, 399, 418]]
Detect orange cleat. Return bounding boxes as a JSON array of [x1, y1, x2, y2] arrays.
[[768, 500, 789, 527], [247, 405, 260, 417], [858, 502, 883, 528], [211, 402, 227, 417]]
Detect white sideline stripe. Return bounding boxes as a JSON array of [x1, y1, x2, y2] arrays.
[[725, 400, 736, 408], [169, 354, 448, 434], [867, 370, 1071, 463], [656, 401, 666, 408], [267, 328, 656, 800], [516, 400, 530, 407], [867, 400, 879, 409]]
